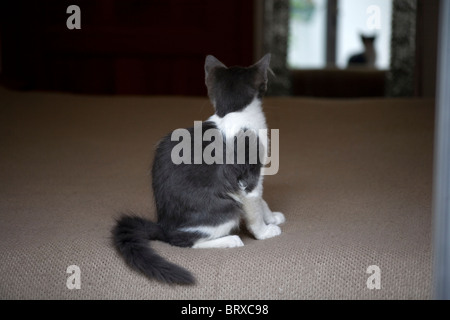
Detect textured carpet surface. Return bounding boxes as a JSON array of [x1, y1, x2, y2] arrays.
[[0, 87, 434, 299]]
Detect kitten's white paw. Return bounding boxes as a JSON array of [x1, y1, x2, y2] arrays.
[[192, 235, 244, 249], [263, 211, 286, 225], [272, 212, 286, 225], [226, 235, 245, 248], [254, 224, 281, 240]]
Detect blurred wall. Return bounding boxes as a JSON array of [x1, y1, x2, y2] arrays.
[[0, 0, 255, 95]]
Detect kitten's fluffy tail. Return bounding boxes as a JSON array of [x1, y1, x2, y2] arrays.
[[112, 215, 195, 285]]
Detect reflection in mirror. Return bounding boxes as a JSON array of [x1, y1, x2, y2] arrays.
[[288, 0, 392, 70], [337, 0, 392, 70]]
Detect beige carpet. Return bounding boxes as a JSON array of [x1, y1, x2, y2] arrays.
[[0, 86, 434, 299]]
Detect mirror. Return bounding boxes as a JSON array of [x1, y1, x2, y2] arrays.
[[286, 0, 396, 98], [288, 0, 392, 70]]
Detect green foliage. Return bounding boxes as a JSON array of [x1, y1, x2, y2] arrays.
[[290, 0, 316, 22]]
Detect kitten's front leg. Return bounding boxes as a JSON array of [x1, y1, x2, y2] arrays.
[[242, 190, 281, 240]]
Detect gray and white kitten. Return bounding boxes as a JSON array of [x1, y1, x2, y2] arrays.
[[112, 54, 285, 285]]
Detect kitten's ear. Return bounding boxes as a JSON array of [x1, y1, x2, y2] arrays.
[[205, 55, 226, 80], [252, 53, 271, 82]]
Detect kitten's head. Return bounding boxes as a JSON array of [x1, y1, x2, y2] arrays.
[[204, 54, 271, 117], [361, 34, 376, 45]]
